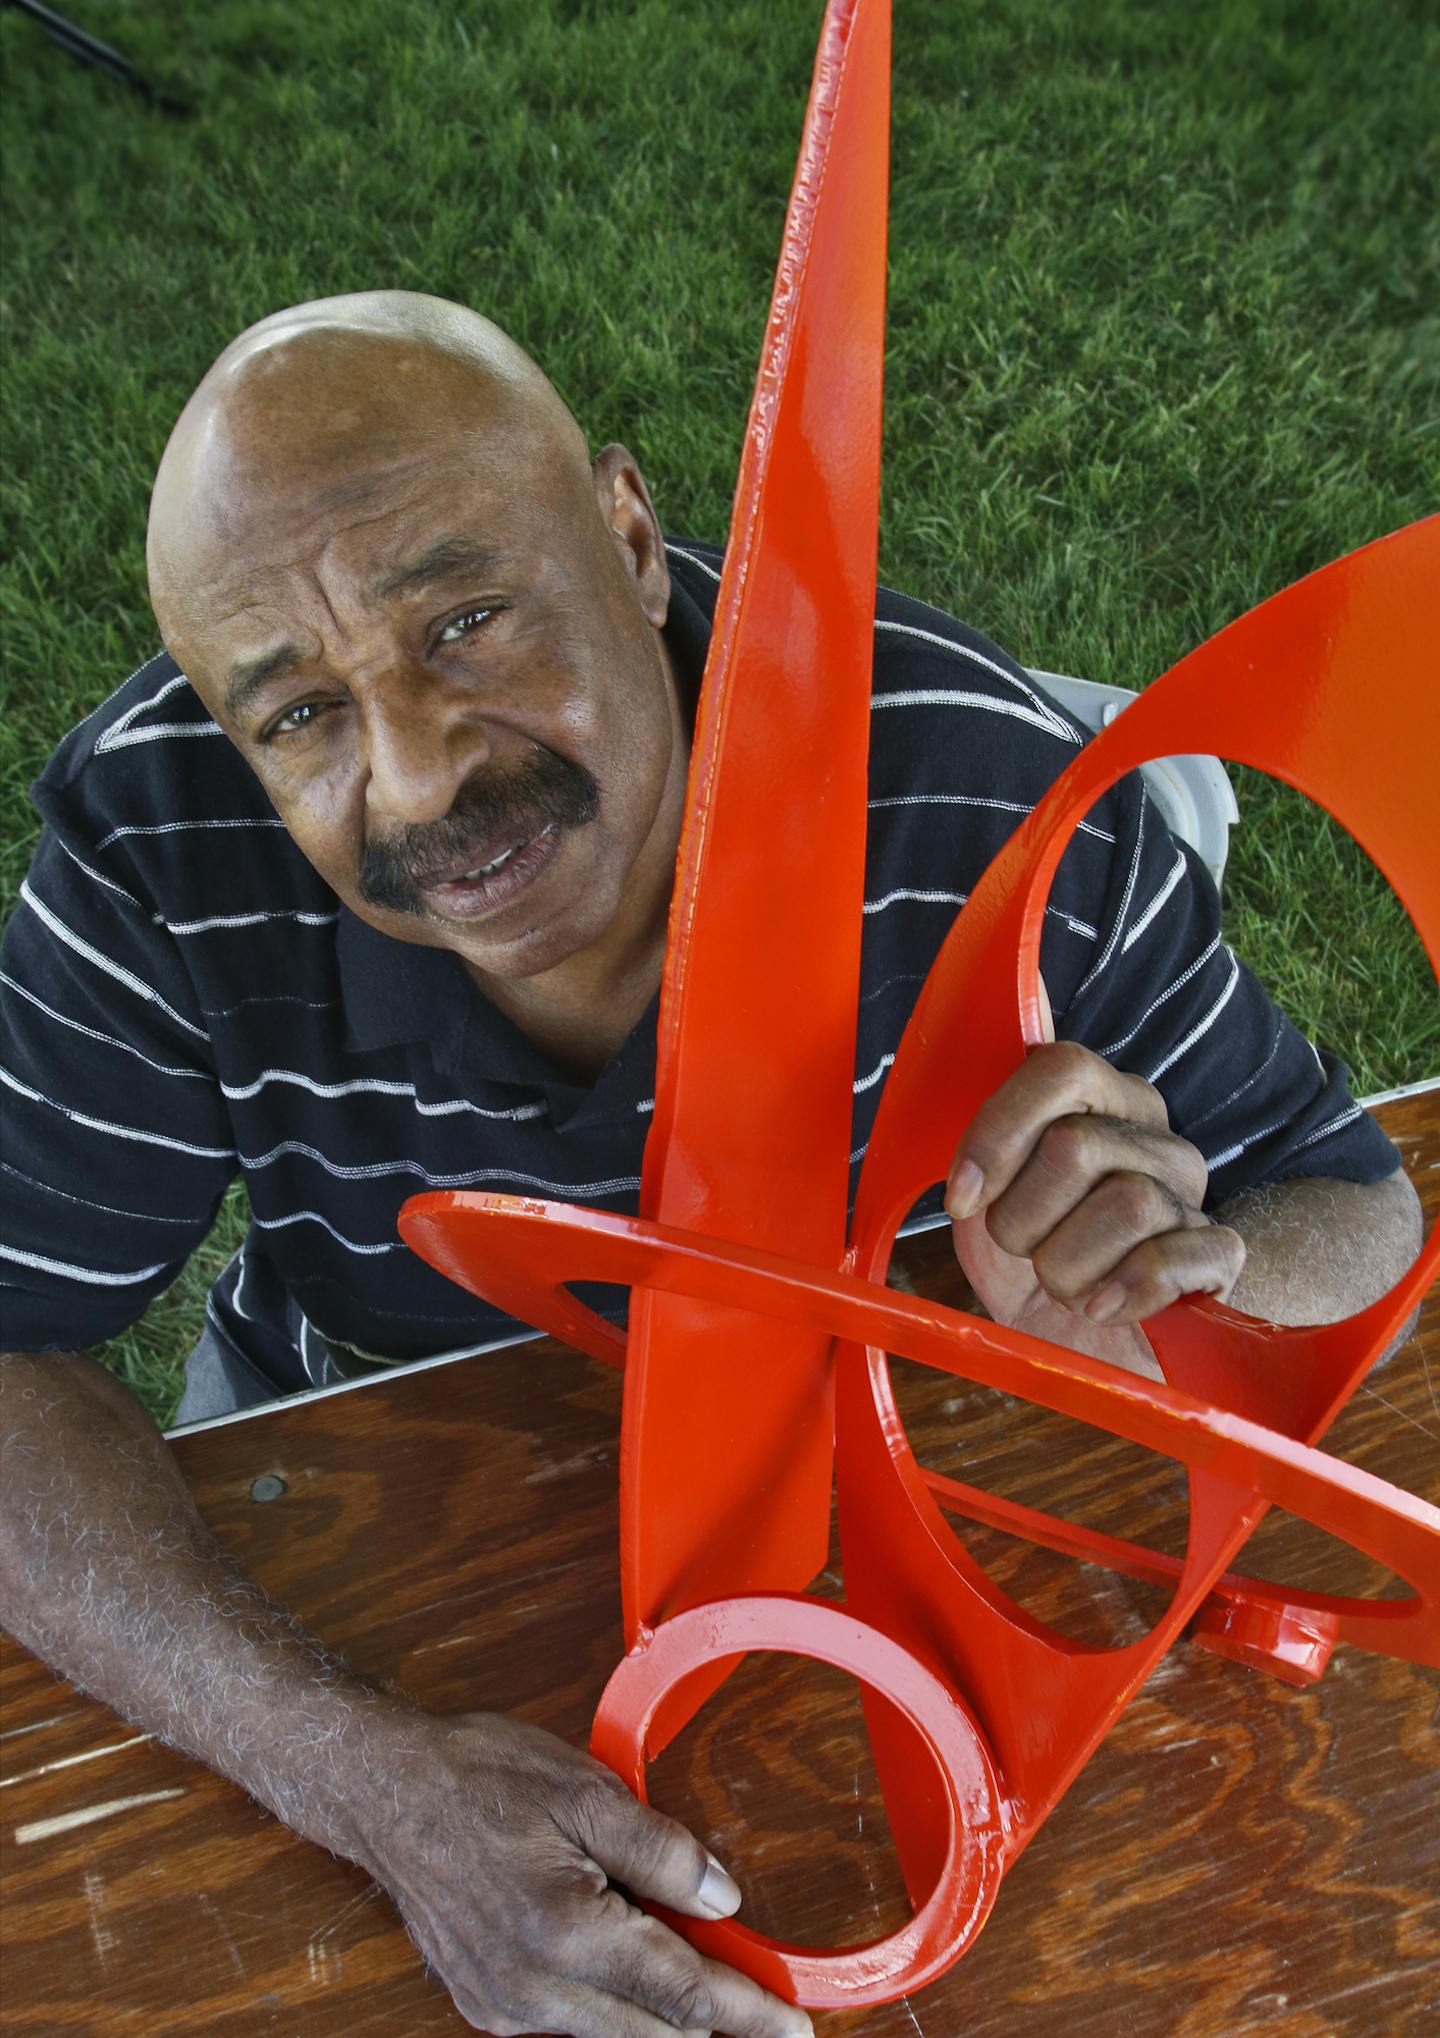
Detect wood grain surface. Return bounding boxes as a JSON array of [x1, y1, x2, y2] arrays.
[[3, 1087, 1437, 2037]]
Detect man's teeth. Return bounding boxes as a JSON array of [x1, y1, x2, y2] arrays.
[[461, 842, 520, 880]]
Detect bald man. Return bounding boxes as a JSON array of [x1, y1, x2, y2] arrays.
[[1, 293, 1420, 2036]]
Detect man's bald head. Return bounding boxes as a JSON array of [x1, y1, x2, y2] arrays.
[[147, 291, 592, 647]]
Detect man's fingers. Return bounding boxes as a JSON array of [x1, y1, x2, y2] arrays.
[[1018, 1170, 1212, 1314], [575, 1789, 812, 2036], [578, 1777, 741, 1921], [550, 1984, 713, 2038], [984, 1118, 1209, 1262], [422, 1882, 809, 2038], [947, 1041, 1171, 1219], [597, 1911, 812, 2038], [1080, 1221, 1247, 1324]]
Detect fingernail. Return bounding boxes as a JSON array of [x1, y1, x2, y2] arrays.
[[697, 1853, 741, 1918], [1087, 1281, 1127, 1323], [946, 1157, 985, 1220]]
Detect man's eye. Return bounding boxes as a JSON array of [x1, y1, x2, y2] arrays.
[[269, 702, 324, 737], [436, 605, 497, 645]]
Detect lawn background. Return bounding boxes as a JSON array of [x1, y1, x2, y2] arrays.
[[2, 0, 1437, 1424]]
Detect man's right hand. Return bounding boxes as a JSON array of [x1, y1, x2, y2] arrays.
[[350, 1706, 810, 2038]]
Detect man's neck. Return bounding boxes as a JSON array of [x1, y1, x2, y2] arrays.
[[465, 929, 665, 1083]]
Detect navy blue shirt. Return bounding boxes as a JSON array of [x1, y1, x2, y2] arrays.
[[0, 540, 1399, 1393]]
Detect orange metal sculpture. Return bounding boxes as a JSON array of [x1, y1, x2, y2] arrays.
[[400, 0, 1440, 2009]]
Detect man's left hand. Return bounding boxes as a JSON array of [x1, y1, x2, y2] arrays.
[[945, 1034, 1246, 1372]]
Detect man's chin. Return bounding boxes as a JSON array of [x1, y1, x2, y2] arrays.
[[446, 906, 603, 985]]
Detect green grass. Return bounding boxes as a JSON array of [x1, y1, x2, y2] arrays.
[[3, 0, 1437, 1423]]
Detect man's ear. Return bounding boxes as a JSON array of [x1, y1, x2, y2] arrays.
[[591, 443, 670, 628]]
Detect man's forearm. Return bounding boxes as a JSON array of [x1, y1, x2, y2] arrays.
[[1217, 1167, 1423, 1328], [0, 1349, 398, 1863], [1, 1350, 813, 2037]]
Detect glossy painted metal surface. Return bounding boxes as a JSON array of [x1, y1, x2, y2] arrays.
[[617, 0, 889, 1691], [590, 1594, 1005, 2002], [399, 0, 1440, 2008]]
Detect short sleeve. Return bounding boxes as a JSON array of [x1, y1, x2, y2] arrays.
[[1, 822, 237, 1351], [1042, 770, 1401, 1208]]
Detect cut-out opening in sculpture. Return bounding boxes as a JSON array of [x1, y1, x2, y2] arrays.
[[645, 1649, 912, 1947], [1210, 1500, 1417, 1607], [1219, 766, 1435, 1104], [881, 1353, 1187, 1649]]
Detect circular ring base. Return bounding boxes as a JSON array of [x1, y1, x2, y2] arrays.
[[591, 1593, 1006, 2007]]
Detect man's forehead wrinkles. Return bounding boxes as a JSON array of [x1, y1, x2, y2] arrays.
[[367, 534, 509, 606]]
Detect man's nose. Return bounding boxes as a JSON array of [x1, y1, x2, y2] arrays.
[[362, 679, 492, 826]]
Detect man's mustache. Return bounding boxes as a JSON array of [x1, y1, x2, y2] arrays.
[[357, 749, 599, 914]]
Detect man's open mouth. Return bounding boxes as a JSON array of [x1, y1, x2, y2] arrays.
[[419, 821, 562, 920]]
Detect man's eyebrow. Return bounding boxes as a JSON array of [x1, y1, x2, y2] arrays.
[[225, 644, 304, 723], [223, 538, 507, 722], [367, 535, 507, 605]]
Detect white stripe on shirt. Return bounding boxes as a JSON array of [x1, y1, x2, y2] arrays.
[[859, 887, 1094, 941], [1203, 1096, 1305, 1173], [1293, 1102, 1365, 1154], [872, 624, 1080, 740], [97, 818, 289, 848], [1146, 953, 1241, 1083], [1203, 1091, 1370, 1176], [0, 1158, 201, 1228], [55, 838, 144, 910], [1098, 934, 1223, 1059], [863, 887, 969, 916], [872, 688, 1077, 745], [853, 1052, 896, 1095], [160, 908, 339, 936], [203, 994, 339, 1018], [237, 1141, 643, 1197], [96, 722, 225, 755], [1071, 797, 1148, 1002], [868, 792, 1116, 844], [0, 1242, 171, 1287], [252, 1164, 646, 1254], [251, 1210, 403, 1256], [0, 1066, 234, 1160], [1121, 847, 1187, 955], [667, 539, 1079, 744], [1187, 1019, 1286, 1135], [1050, 908, 1099, 940], [17, 882, 209, 1041], [663, 541, 722, 583], [66, 652, 172, 746], [0, 971, 210, 1079], [93, 671, 193, 752], [219, 1068, 544, 1120]]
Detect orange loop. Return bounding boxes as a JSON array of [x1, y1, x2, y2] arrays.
[[589, 1593, 1005, 2006]]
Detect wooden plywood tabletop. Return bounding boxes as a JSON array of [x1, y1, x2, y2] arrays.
[[3, 1085, 1437, 2037]]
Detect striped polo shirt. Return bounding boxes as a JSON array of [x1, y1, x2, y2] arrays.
[[1, 539, 1399, 1393]]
